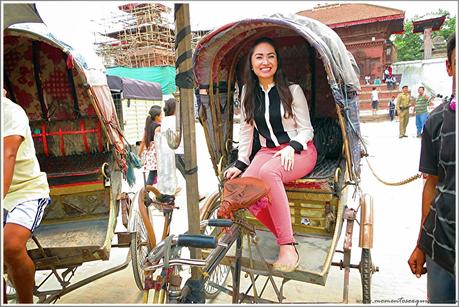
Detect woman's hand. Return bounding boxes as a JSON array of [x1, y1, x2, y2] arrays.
[[273, 145, 295, 171], [224, 166, 242, 180]]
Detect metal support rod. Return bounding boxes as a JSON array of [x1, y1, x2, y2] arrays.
[[341, 208, 356, 304], [232, 235, 243, 304], [39, 251, 131, 303], [174, 3, 201, 280]]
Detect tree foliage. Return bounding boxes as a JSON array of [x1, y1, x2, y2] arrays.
[[393, 9, 456, 61]]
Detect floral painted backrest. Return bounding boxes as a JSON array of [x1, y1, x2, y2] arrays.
[[4, 34, 96, 121]]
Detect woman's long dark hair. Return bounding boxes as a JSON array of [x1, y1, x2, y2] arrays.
[[242, 37, 293, 124], [144, 105, 162, 148]]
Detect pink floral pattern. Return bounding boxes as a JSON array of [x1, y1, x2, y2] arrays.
[[141, 142, 157, 171], [4, 34, 95, 121]]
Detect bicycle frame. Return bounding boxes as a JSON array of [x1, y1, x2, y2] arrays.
[[141, 213, 285, 304]]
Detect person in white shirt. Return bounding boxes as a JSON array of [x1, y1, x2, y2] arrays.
[[162, 98, 205, 199], [162, 98, 185, 175], [3, 89, 50, 303], [371, 87, 379, 116]]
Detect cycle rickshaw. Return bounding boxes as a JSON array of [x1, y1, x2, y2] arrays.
[[192, 14, 377, 303], [3, 23, 141, 303]]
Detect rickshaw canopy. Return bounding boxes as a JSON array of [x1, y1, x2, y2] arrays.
[[193, 14, 362, 179], [4, 24, 127, 171]]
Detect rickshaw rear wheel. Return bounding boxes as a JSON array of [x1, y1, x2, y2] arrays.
[[130, 206, 151, 291], [201, 193, 231, 300], [360, 248, 372, 304]]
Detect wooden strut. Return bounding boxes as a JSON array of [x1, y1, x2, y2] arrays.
[[63, 52, 81, 118], [174, 3, 202, 280], [32, 40, 49, 121]]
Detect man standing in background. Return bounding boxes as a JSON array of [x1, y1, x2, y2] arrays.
[[414, 86, 432, 137], [396, 85, 413, 138]]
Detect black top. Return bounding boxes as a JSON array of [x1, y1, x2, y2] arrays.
[[252, 86, 302, 151], [418, 99, 456, 274], [234, 85, 310, 172]]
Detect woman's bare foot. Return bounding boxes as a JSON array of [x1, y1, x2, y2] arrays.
[[272, 244, 299, 272]]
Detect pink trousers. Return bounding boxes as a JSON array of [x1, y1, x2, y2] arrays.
[[243, 142, 317, 244]]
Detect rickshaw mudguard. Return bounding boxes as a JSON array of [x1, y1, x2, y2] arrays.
[[359, 194, 374, 249]]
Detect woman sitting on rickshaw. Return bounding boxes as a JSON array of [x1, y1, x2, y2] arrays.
[[225, 37, 317, 272]]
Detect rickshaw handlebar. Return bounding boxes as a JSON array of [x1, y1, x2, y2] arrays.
[[146, 219, 233, 264]]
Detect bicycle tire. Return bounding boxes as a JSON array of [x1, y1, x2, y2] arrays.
[[360, 248, 373, 304], [201, 193, 231, 300], [130, 204, 151, 291]]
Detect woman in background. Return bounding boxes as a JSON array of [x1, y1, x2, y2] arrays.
[[138, 105, 162, 185]]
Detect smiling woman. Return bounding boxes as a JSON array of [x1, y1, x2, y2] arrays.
[[223, 36, 317, 273]]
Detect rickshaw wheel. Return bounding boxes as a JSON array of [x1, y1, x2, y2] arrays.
[[201, 193, 231, 300], [130, 208, 151, 291], [360, 248, 372, 304]]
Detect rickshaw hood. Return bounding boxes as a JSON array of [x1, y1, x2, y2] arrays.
[[4, 25, 126, 167], [193, 14, 361, 93], [193, 14, 363, 180]]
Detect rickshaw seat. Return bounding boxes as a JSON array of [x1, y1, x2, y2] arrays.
[[27, 152, 114, 270], [37, 152, 110, 187], [284, 158, 345, 195], [284, 116, 344, 195]]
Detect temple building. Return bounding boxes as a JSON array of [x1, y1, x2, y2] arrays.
[[297, 3, 405, 82]]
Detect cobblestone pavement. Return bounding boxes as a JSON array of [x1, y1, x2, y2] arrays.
[[38, 118, 428, 304]]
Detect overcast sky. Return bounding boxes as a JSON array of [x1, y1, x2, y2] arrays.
[[33, 1, 458, 54]]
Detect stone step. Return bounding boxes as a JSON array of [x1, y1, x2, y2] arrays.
[[359, 83, 396, 91], [359, 92, 401, 100]]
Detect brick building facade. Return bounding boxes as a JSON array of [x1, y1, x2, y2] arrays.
[[297, 3, 405, 82]]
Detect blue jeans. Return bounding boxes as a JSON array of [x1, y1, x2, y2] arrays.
[[426, 256, 456, 303], [416, 113, 429, 136]]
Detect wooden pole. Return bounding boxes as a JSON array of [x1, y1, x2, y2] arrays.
[[174, 3, 201, 279]]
